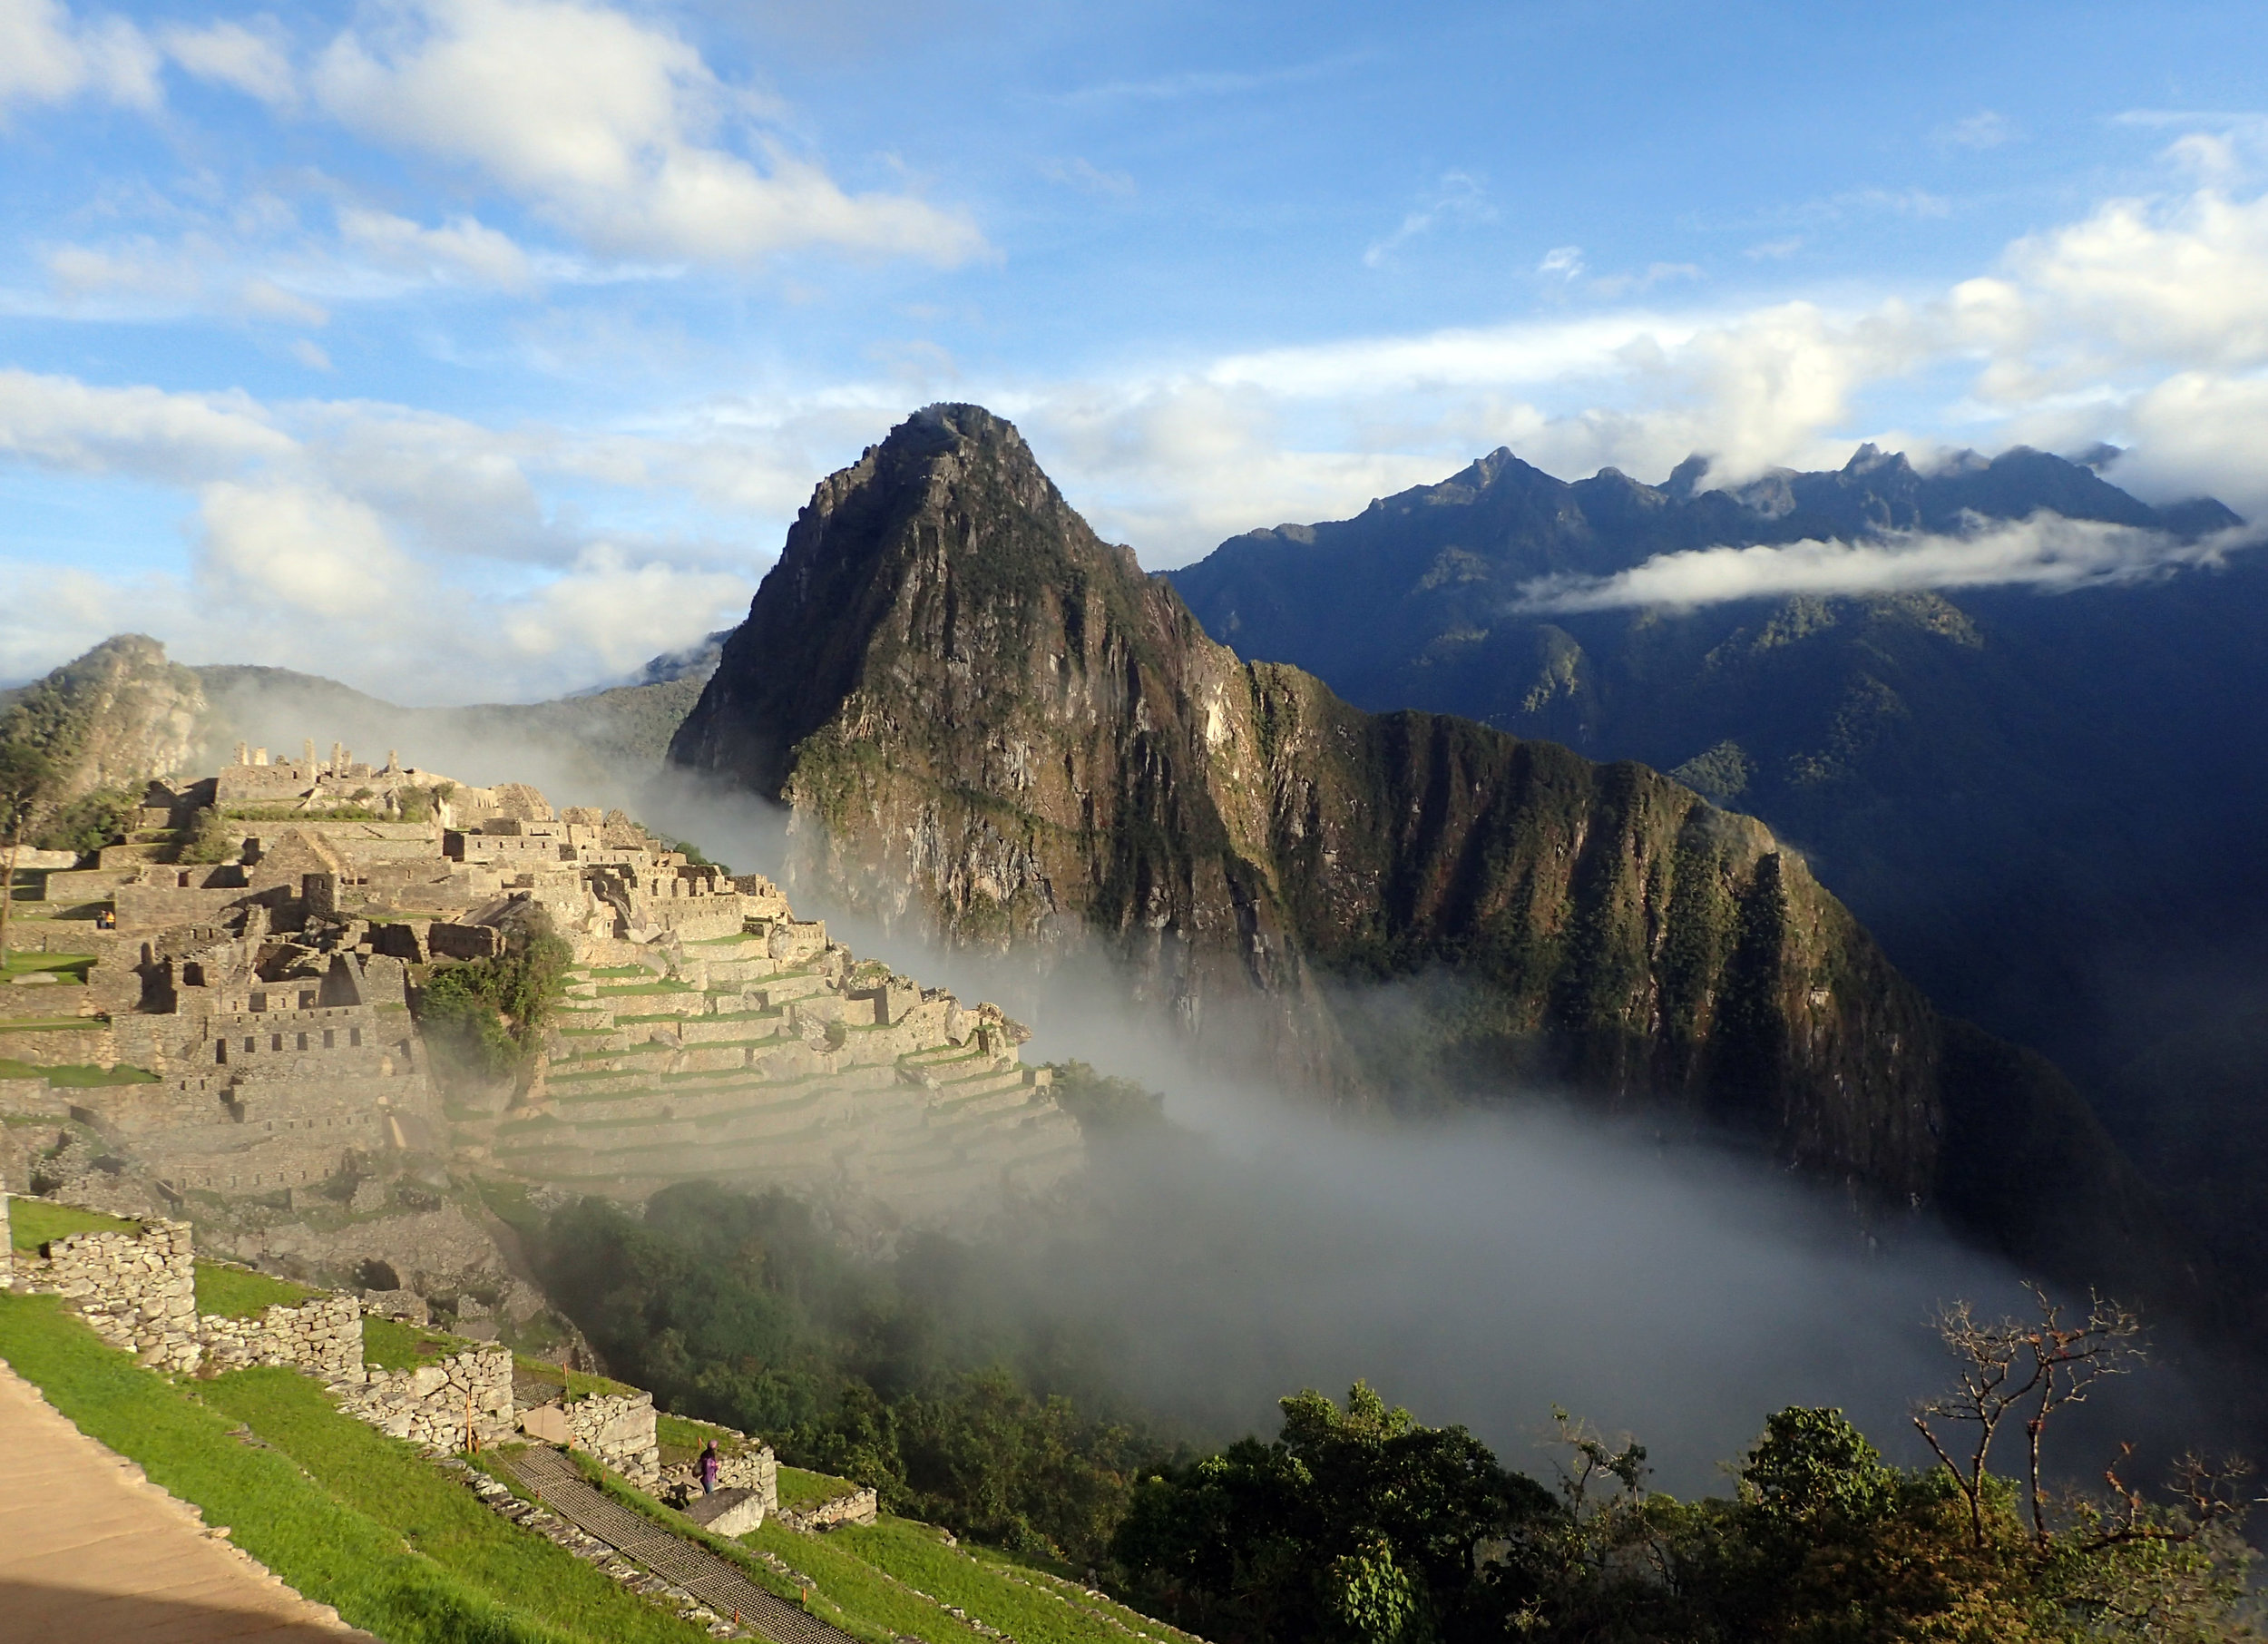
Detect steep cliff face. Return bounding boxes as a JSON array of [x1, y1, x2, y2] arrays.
[[673, 407, 1998, 1213], [0, 633, 206, 807]]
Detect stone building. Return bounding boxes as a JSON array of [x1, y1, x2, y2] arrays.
[[2, 745, 1084, 1244]]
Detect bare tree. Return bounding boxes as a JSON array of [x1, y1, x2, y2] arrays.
[[1911, 1284, 2144, 1548]]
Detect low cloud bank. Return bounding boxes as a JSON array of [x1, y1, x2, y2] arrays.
[[1511, 514, 2253, 614], [635, 772, 2225, 1494]]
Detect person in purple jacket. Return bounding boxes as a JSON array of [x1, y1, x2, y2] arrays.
[[699, 1439, 720, 1496]]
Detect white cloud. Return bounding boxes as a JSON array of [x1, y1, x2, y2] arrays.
[[1937, 110, 2014, 150], [1538, 245, 1585, 281], [291, 338, 333, 371], [1510, 514, 2247, 614], [311, 0, 986, 267], [1965, 186, 2268, 396], [338, 206, 533, 290], [0, 367, 759, 700], [197, 481, 415, 618], [0, 0, 158, 113], [0, 367, 293, 477], [239, 276, 327, 328], [1039, 156, 1136, 198], [500, 543, 750, 670], [1364, 171, 1491, 268], [161, 17, 295, 106]]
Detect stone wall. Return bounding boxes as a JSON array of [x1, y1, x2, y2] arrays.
[[23, 1219, 202, 1372], [343, 1346, 515, 1450], [200, 1293, 365, 1382], [562, 1389, 661, 1488], [717, 1443, 778, 1509], [777, 1487, 880, 1532]]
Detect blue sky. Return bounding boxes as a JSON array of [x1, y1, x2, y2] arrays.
[[3, 0, 2266, 699]]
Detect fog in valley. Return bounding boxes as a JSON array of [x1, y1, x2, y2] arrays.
[[640, 773, 2227, 1496], [191, 673, 2227, 1495]]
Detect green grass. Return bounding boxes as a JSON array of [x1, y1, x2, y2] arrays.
[[655, 1411, 747, 1461], [194, 1260, 317, 1317], [8, 1197, 137, 1250], [0, 1058, 158, 1085], [830, 1518, 1168, 1644], [596, 981, 698, 997], [0, 952, 93, 981], [365, 1316, 485, 1371], [571, 1456, 914, 1644], [777, 1463, 858, 1512], [0, 1293, 708, 1644], [742, 1519, 989, 1644], [587, 964, 661, 978]]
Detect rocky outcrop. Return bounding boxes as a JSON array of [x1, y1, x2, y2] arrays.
[[0, 634, 205, 809], [669, 406, 2195, 1301]]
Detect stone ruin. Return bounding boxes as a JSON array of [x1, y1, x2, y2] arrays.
[[2, 746, 1084, 1248]]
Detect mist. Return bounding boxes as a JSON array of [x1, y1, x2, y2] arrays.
[[176, 676, 2227, 1495], [1511, 514, 2253, 614], [636, 771, 2225, 1497]]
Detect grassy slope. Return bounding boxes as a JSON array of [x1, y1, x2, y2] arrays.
[[194, 1262, 317, 1317], [0, 1249, 1191, 1644], [8, 1198, 136, 1248], [584, 1449, 1192, 1644], [823, 1518, 1198, 1644], [0, 1292, 703, 1644]]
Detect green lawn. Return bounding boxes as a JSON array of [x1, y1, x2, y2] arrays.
[[0, 1293, 708, 1644], [777, 1463, 858, 1513], [0, 952, 93, 982], [364, 1315, 486, 1371], [740, 1519, 990, 1644], [0, 1059, 159, 1085], [193, 1261, 317, 1317], [8, 1198, 136, 1250], [828, 1518, 1182, 1644]]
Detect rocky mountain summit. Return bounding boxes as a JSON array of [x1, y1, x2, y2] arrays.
[[670, 405, 2185, 1298]]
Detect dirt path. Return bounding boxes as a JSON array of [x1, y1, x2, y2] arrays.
[[0, 1360, 379, 1643]]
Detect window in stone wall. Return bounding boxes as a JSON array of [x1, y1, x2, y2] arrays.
[[300, 990, 316, 1009], [297, 1032, 308, 1051], [350, 1026, 363, 1046], [244, 1036, 255, 1052], [324, 1029, 335, 1049], [251, 992, 267, 1012], [271, 1034, 283, 1052], [216, 1042, 227, 1064]]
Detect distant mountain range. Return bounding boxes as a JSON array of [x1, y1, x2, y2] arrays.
[[1167, 441, 2268, 1335], [15, 413, 2259, 1345], [665, 404, 2197, 1315]]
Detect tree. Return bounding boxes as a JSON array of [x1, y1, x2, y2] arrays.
[[1113, 1383, 1551, 1642], [0, 740, 54, 968], [1911, 1286, 2143, 1549]]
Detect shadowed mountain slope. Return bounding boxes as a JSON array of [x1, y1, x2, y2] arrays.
[[1166, 443, 2268, 1335], [669, 405, 2195, 1306]]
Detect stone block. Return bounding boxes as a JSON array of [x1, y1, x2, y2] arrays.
[[683, 1487, 765, 1537]]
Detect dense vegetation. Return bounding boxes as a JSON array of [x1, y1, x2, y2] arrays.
[[414, 916, 573, 1079], [1115, 1384, 2258, 1642], [523, 1178, 2255, 1639], [526, 1181, 1158, 1565]]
